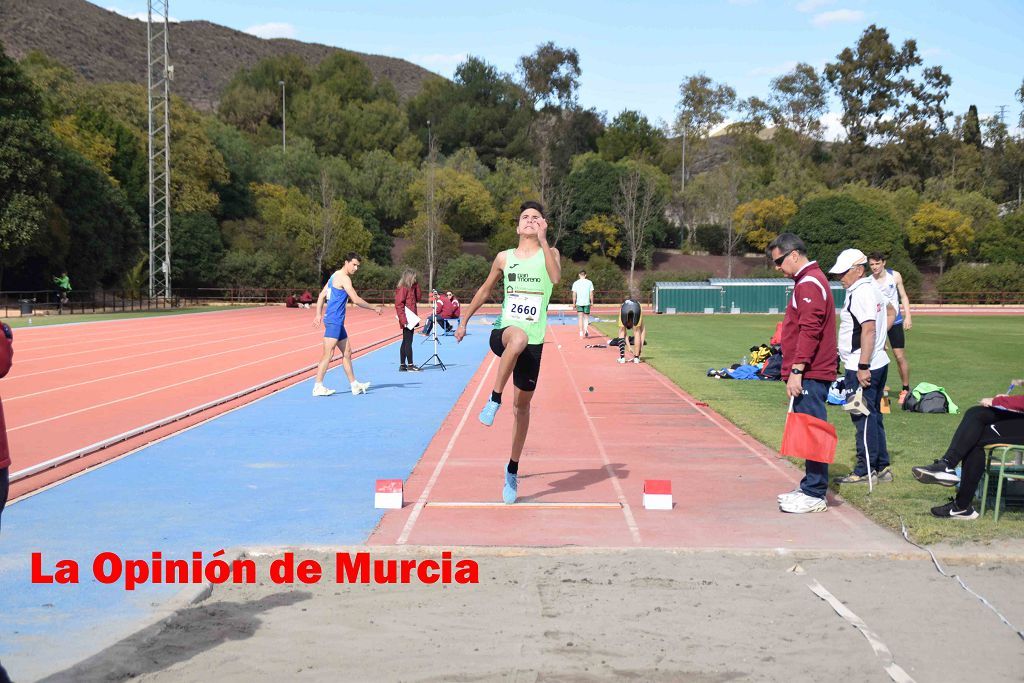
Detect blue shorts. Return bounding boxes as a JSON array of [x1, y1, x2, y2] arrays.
[[323, 321, 348, 341]]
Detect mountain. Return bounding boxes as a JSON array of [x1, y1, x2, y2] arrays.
[[0, 0, 439, 111]]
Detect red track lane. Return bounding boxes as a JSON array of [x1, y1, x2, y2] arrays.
[[369, 324, 904, 551], [7, 307, 399, 498]]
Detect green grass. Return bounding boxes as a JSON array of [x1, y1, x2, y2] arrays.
[[597, 314, 1024, 545], [2, 306, 255, 328]]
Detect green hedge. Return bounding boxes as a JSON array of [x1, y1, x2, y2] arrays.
[[937, 263, 1024, 302]]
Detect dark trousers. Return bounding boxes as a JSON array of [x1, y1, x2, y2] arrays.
[[400, 328, 414, 366], [793, 378, 831, 498], [844, 366, 890, 476], [421, 314, 451, 337], [942, 406, 1024, 508], [0, 466, 8, 534]]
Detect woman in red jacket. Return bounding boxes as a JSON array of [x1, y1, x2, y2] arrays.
[[394, 269, 422, 372], [0, 322, 13, 532], [912, 381, 1024, 519]]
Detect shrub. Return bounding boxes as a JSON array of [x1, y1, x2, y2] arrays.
[[437, 254, 491, 293], [694, 223, 725, 255], [638, 270, 712, 292], [937, 263, 1024, 302]]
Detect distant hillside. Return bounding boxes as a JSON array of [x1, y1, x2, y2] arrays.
[[0, 0, 439, 111]]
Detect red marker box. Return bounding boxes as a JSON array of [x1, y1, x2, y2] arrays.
[[643, 479, 672, 510], [375, 479, 404, 509]]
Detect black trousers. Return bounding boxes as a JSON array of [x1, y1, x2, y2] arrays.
[[400, 328, 414, 366], [943, 406, 1024, 507], [0, 466, 8, 533]]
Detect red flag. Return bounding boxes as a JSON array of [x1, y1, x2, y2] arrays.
[[780, 412, 837, 463]]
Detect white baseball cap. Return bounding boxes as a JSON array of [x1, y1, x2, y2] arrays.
[[828, 248, 868, 274]]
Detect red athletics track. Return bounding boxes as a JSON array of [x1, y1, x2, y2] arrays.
[[370, 322, 904, 552], [6, 306, 399, 499]]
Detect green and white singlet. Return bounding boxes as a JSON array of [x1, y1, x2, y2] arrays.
[[493, 248, 554, 345]]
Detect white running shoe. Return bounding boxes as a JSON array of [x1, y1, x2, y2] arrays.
[[617, 357, 626, 364], [351, 381, 371, 395], [312, 384, 336, 397], [633, 357, 640, 364], [777, 488, 802, 503], [780, 491, 827, 514]]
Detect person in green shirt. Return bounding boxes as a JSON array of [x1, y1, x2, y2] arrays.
[[54, 272, 72, 313], [455, 200, 561, 504]]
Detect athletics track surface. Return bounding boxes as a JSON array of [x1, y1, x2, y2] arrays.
[[0, 307, 903, 679]]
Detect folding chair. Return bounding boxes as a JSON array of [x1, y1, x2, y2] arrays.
[[980, 443, 1024, 522]]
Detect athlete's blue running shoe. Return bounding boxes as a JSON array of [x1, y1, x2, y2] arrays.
[[502, 470, 518, 504], [479, 399, 501, 426]]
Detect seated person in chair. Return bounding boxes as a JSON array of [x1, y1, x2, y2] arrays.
[[912, 379, 1024, 519], [298, 289, 314, 308], [421, 291, 454, 337]]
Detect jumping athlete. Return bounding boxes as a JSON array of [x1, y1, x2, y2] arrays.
[[312, 252, 382, 396], [455, 200, 561, 504], [616, 298, 645, 364], [868, 252, 912, 404]]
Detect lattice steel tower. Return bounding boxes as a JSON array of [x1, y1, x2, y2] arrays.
[[147, 1, 172, 298]]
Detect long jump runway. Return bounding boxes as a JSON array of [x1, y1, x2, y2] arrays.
[[370, 323, 903, 552], [1, 313, 906, 679]]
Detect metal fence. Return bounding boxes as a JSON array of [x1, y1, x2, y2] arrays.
[[0, 290, 180, 317]]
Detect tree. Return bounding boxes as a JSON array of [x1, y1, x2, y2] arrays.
[[732, 195, 798, 252], [598, 110, 665, 162], [787, 195, 913, 280], [0, 41, 59, 278], [824, 24, 951, 149], [517, 42, 581, 110], [437, 254, 491, 292], [768, 63, 828, 139], [171, 212, 224, 288], [675, 73, 735, 243], [614, 161, 666, 292], [579, 214, 621, 259], [963, 105, 982, 149], [907, 202, 973, 274]]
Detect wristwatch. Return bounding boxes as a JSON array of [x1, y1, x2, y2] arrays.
[[858, 363, 870, 370], [790, 367, 803, 376]]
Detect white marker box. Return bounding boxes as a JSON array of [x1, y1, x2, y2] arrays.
[[375, 479, 404, 509], [643, 479, 672, 510]]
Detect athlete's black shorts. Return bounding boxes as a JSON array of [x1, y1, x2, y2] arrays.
[[888, 322, 905, 349], [490, 327, 544, 392]]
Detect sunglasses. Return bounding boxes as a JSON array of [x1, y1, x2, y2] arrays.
[[773, 250, 793, 267]]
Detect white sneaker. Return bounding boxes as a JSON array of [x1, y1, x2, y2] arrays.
[[617, 358, 626, 364], [312, 384, 335, 397], [777, 488, 802, 503], [632, 357, 640, 364], [351, 381, 370, 395], [579, 331, 584, 337], [780, 491, 827, 513]]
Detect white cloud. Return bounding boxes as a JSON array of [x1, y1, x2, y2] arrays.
[[244, 22, 297, 39], [795, 0, 834, 12], [409, 53, 467, 76], [811, 9, 865, 27], [106, 6, 179, 22], [819, 111, 846, 141], [749, 61, 799, 77]]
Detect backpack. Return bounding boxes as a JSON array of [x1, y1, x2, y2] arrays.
[[757, 353, 783, 380], [903, 382, 959, 414]]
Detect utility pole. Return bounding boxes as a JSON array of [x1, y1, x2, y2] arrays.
[[279, 80, 286, 153], [996, 104, 1008, 126], [147, 0, 172, 299]]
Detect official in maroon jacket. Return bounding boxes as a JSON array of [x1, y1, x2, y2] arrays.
[[769, 233, 838, 514], [395, 269, 422, 372], [912, 383, 1024, 519], [0, 322, 13, 532]]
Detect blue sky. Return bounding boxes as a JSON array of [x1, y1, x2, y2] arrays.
[[102, 1, 1024, 139]]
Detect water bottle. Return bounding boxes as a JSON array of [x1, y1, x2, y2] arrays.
[[741, 355, 748, 366]]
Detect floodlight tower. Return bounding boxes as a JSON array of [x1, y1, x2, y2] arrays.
[[147, 1, 172, 298]]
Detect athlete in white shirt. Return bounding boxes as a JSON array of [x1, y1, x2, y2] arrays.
[[868, 252, 912, 404], [571, 271, 595, 338], [830, 249, 896, 486]]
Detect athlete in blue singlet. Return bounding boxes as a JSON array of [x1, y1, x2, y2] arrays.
[[312, 252, 383, 396]]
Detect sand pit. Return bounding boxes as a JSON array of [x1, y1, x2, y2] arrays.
[[44, 547, 1024, 682]]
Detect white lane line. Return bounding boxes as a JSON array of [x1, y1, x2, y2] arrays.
[[808, 579, 915, 683], [551, 327, 642, 545], [396, 356, 497, 545]]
